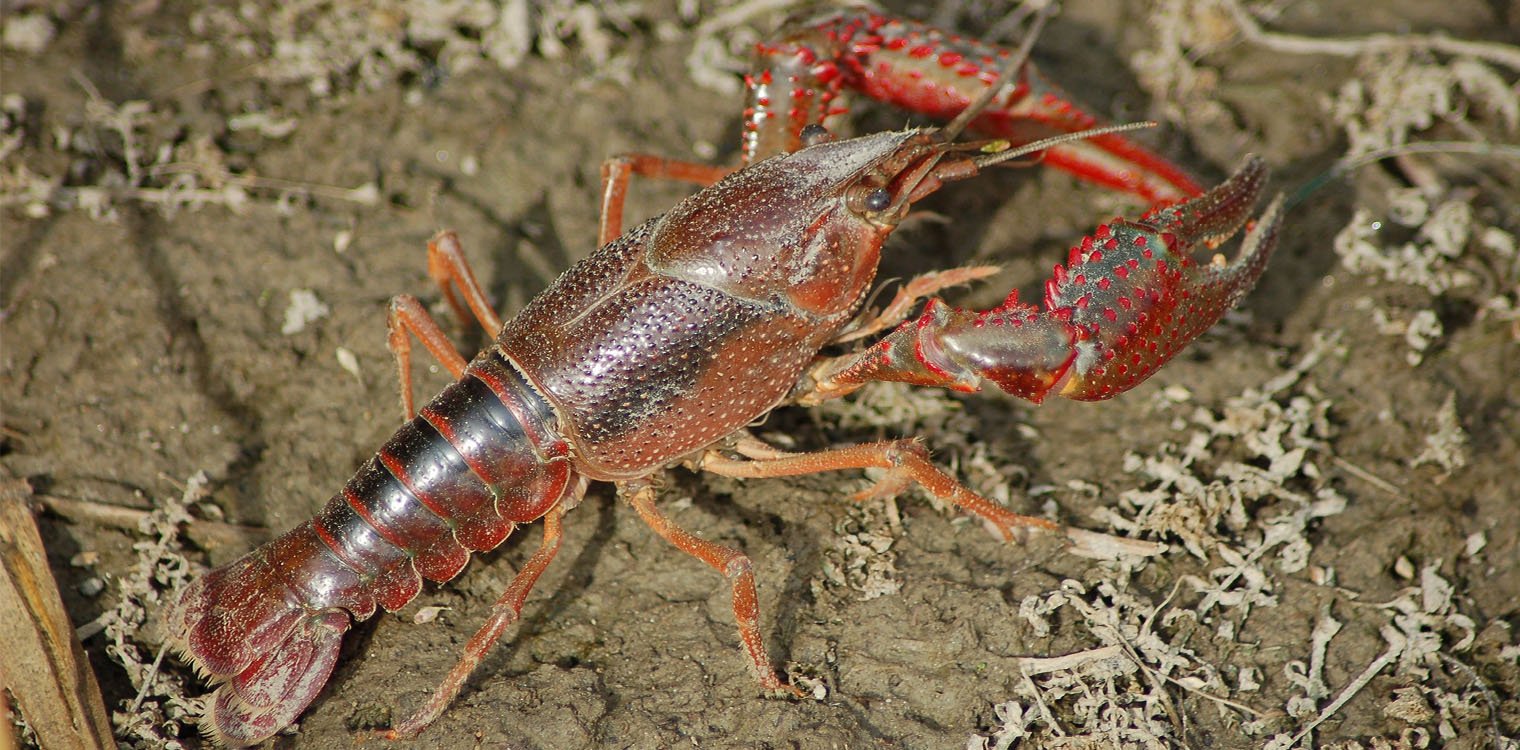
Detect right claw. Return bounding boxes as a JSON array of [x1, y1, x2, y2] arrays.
[[814, 157, 1283, 404]]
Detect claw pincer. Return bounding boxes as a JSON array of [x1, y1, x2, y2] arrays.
[[747, 8, 1204, 202], [169, 7, 1286, 745], [822, 157, 1282, 402]]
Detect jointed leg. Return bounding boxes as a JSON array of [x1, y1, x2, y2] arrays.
[[621, 481, 802, 696], [701, 436, 1163, 560], [707, 438, 1059, 540], [383, 503, 566, 740], [386, 231, 503, 420], [427, 231, 502, 335], [599, 154, 731, 245], [387, 295, 468, 420], [832, 265, 1002, 344]]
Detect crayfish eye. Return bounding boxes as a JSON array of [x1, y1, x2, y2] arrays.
[[845, 185, 897, 219], [799, 124, 833, 147]]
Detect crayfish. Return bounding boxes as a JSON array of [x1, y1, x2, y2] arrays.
[[170, 8, 1280, 744]]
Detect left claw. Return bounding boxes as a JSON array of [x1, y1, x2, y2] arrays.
[[812, 156, 1282, 404], [746, 8, 1205, 203]]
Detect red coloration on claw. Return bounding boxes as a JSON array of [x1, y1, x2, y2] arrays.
[[174, 7, 1282, 745], [826, 157, 1281, 403], [744, 9, 1203, 203], [1050, 158, 1279, 399]]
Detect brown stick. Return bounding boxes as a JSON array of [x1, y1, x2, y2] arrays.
[[0, 477, 115, 750]]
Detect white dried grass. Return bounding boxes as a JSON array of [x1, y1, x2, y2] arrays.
[[96, 474, 210, 749]]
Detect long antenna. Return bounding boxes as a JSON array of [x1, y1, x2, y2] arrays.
[[971, 122, 1159, 170]]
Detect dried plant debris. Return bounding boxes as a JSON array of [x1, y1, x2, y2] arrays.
[[1135, 0, 1520, 145], [2, 1, 761, 221], [92, 474, 209, 749], [0, 87, 378, 220], [1128, 0, 1241, 141], [1335, 189, 1519, 362], [969, 576, 1258, 749], [968, 330, 1514, 748], [1409, 392, 1469, 479], [1112, 333, 1344, 568], [1317, 22, 1519, 361], [813, 500, 903, 602], [968, 338, 1341, 748], [1328, 47, 1518, 160], [1256, 563, 1509, 750], [1336, 192, 1486, 296], [184, 0, 653, 96]]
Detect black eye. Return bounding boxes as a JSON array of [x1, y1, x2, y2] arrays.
[[799, 124, 831, 147], [865, 188, 892, 212]]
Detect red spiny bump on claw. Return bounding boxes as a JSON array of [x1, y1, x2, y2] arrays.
[[1048, 157, 1278, 401]]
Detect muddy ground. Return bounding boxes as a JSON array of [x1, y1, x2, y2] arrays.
[[3, 1, 1518, 748]]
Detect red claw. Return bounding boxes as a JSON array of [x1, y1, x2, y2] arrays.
[[171, 7, 1274, 744], [820, 157, 1282, 404], [745, 8, 1205, 203]]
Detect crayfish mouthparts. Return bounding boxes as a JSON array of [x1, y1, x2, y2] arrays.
[[168, 6, 1289, 745]]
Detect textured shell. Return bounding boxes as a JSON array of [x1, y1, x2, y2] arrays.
[[500, 131, 923, 478]]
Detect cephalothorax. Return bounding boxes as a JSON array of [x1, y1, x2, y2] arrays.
[[171, 8, 1280, 745]]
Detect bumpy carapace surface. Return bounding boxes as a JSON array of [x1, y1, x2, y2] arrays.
[[170, 8, 1282, 746]]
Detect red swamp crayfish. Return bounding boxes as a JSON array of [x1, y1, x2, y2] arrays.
[[169, 7, 1282, 745]]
